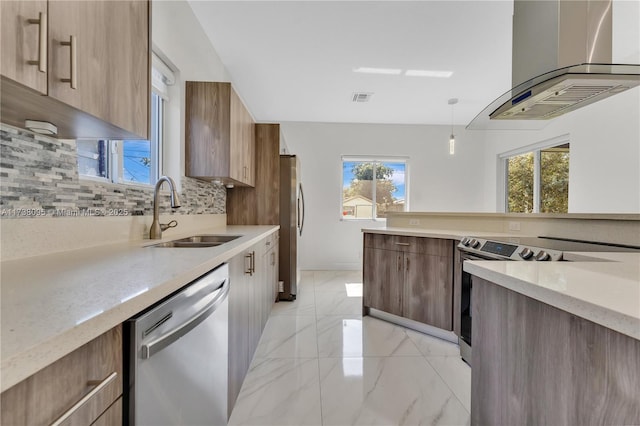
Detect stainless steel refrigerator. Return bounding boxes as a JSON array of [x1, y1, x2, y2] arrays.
[[279, 155, 304, 301]]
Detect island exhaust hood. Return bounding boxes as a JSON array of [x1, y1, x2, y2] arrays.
[[468, 0, 640, 130]]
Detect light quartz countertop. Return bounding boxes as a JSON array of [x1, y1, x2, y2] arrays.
[[0, 225, 279, 393], [363, 226, 640, 341], [361, 226, 516, 240]]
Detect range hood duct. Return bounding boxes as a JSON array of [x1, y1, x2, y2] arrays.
[[468, 0, 640, 129]]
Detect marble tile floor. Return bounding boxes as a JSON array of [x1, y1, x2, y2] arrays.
[[229, 270, 471, 426]]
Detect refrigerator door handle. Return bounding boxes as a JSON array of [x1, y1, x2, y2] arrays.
[[298, 182, 305, 236]]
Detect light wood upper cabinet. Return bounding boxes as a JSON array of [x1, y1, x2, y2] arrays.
[[1, 325, 123, 426], [0, 1, 48, 94], [0, 0, 150, 139], [363, 233, 454, 330], [186, 81, 256, 187], [47, 0, 149, 138], [227, 123, 281, 224]]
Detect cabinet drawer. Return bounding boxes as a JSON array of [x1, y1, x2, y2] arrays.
[[364, 233, 453, 257], [1, 326, 123, 426]]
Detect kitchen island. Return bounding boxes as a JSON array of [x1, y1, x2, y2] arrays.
[[466, 254, 640, 425]]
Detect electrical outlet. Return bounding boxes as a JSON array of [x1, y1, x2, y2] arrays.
[[409, 219, 420, 226], [508, 221, 521, 231], [278, 281, 284, 292]]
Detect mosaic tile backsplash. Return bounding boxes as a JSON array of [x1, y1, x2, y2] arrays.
[[0, 124, 226, 218]]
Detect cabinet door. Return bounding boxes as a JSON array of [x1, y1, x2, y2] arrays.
[[230, 88, 255, 186], [228, 255, 250, 415], [48, 1, 149, 138], [363, 247, 403, 316], [403, 253, 453, 330], [1, 0, 48, 94], [186, 81, 232, 179]]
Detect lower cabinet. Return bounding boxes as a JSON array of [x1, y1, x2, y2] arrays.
[[228, 233, 277, 416], [472, 276, 640, 425], [262, 232, 279, 314], [1, 325, 123, 425], [363, 233, 454, 330]]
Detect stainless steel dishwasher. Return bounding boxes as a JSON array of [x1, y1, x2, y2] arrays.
[[125, 263, 229, 426]]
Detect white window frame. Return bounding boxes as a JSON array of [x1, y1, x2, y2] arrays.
[[114, 92, 163, 187], [340, 155, 410, 221], [498, 134, 570, 213]]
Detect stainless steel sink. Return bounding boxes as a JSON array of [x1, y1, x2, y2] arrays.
[[148, 235, 242, 248]]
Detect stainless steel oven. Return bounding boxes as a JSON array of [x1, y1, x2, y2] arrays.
[[459, 250, 496, 366]]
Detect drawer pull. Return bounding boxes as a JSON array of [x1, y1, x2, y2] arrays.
[[50, 371, 118, 426], [394, 242, 410, 246]]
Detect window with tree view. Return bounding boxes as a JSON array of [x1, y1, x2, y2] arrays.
[[506, 143, 569, 213], [342, 158, 407, 220]]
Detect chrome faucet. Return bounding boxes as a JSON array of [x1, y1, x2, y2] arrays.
[[150, 176, 181, 239]]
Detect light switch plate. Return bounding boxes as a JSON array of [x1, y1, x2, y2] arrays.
[[508, 221, 521, 231]]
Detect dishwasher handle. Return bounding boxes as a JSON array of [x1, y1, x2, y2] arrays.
[[141, 277, 229, 359]]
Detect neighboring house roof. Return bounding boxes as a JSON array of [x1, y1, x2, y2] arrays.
[[343, 195, 373, 206]]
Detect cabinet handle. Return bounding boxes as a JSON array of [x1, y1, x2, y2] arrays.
[[60, 35, 77, 89], [50, 372, 118, 426], [251, 251, 256, 274], [243, 166, 247, 179], [245, 253, 252, 275], [394, 242, 410, 246], [406, 256, 410, 272], [271, 251, 276, 266], [27, 12, 47, 73], [398, 254, 402, 271]]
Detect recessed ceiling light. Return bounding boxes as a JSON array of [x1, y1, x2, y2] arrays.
[[405, 70, 453, 78], [353, 67, 402, 75]]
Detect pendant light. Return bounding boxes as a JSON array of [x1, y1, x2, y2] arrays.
[[448, 98, 458, 155]]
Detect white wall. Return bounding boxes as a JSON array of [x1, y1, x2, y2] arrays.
[[481, 86, 640, 213], [281, 122, 488, 270], [152, 0, 231, 188], [152, 0, 639, 271]]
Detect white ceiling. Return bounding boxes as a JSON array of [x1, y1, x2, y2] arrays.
[[188, 1, 514, 126]]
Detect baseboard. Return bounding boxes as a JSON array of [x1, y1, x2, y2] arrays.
[[368, 308, 459, 344]]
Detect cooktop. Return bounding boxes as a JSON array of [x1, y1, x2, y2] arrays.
[[458, 236, 640, 261]]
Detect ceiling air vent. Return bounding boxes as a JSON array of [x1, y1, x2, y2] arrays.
[[352, 92, 373, 103]]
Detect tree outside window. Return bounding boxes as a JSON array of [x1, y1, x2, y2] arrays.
[[506, 143, 569, 213], [342, 159, 407, 220]]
